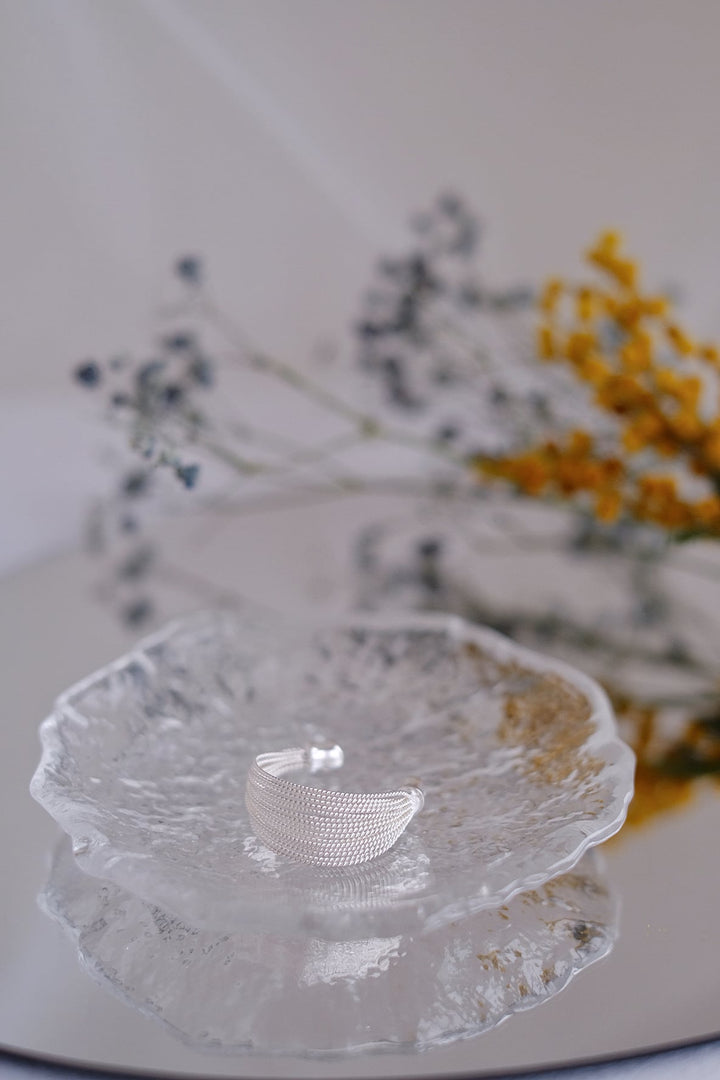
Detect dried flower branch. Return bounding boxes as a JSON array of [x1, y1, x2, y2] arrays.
[[477, 231, 720, 538]]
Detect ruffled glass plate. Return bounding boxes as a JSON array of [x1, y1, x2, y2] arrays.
[[30, 610, 634, 940], [41, 840, 618, 1056]]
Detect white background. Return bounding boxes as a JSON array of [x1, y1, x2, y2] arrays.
[[5, 0, 720, 570], [2, 2, 720, 1076], [4, 0, 720, 569]]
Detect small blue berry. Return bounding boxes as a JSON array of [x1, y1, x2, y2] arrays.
[[175, 256, 201, 284], [162, 384, 184, 406], [123, 598, 153, 626], [176, 463, 200, 489], [122, 471, 149, 497], [75, 361, 101, 387], [188, 356, 214, 387], [164, 332, 194, 351]]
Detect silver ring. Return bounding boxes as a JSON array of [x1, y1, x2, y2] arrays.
[[245, 744, 424, 867]]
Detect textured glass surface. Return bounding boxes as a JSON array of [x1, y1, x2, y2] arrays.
[[42, 840, 617, 1056], [31, 610, 634, 940]]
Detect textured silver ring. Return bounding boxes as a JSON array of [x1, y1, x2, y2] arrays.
[[245, 744, 424, 867]]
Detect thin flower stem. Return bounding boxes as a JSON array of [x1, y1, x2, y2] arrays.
[[197, 427, 374, 492], [202, 298, 467, 470], [224, 416, 357, 464], [203, 298, 375, 426], [196, 433, 269, 475], [269, 430, 370, 469], [191, 473, 492, 517]]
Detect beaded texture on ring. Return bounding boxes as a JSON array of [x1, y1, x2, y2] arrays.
[[245, 746, 424, 867]]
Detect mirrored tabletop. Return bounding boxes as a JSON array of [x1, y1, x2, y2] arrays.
[[1, 500, 719, 1078]]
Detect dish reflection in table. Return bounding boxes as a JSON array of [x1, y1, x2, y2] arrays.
[[40, 840, 618, 1057]]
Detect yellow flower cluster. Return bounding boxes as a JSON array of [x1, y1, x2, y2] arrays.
[[478, 231, 720, 537]]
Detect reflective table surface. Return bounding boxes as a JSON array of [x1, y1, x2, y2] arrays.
[[1, 499, 719, 1078]]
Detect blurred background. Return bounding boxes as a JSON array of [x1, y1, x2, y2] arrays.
[[3, 0, 720, 571]]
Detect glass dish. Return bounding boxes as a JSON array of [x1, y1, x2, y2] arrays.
[[30, 610, 634, 940], [41, 839, 617, 1056]]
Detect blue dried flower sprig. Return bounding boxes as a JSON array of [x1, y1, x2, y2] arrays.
[[354, 193, 535, 451], [73, 256, 213, 625]]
